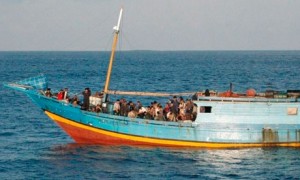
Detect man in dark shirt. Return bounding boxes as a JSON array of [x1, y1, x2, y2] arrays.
[[82, 88, 91, 110]]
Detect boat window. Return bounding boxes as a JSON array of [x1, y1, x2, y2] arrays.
[[200, 106, 212, 113]]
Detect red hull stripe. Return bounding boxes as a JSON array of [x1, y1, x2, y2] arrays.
[[44, 111, 300, 148]]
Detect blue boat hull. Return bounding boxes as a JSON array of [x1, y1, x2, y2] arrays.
[[21, 88, 300, 148]]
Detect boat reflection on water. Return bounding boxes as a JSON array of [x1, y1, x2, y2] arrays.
[[46, 144, 300, 178]]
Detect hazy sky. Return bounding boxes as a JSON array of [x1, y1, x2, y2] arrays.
[[1, 0, 300, 51]]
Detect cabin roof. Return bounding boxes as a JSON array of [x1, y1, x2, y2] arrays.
[[196, 96, 299, 103]]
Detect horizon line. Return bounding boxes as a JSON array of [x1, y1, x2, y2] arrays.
[[1, 49, 300, 52]]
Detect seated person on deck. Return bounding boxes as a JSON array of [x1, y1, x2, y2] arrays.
[[45, 88, 52, 97]]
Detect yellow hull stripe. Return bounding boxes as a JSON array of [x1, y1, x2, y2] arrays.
[[45, 111, 300, 148]]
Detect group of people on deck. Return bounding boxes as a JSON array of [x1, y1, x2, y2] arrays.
[[113, 96, 197, 121], [44, 88, 197, 121], [44, 87, 80, 106]]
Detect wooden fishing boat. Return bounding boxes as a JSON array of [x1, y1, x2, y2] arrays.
[[4, 9, 300, 148]]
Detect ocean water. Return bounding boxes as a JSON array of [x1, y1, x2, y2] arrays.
[[1, 51, 300, 179]]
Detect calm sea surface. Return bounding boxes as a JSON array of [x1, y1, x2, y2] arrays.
[[1, 51, 300, 179]]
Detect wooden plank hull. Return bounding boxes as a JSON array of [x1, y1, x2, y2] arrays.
[[45, 111, 300, 148], [4, 82, 300, 148]]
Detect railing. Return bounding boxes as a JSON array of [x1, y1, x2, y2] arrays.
[[197, 96, 298, 103]]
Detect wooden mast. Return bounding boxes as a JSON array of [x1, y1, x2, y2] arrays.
[[103, 8, 123, 102], [102, 9, 195, 100]]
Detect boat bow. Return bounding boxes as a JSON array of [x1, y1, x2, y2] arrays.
[[4, 74, 48, 93]]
